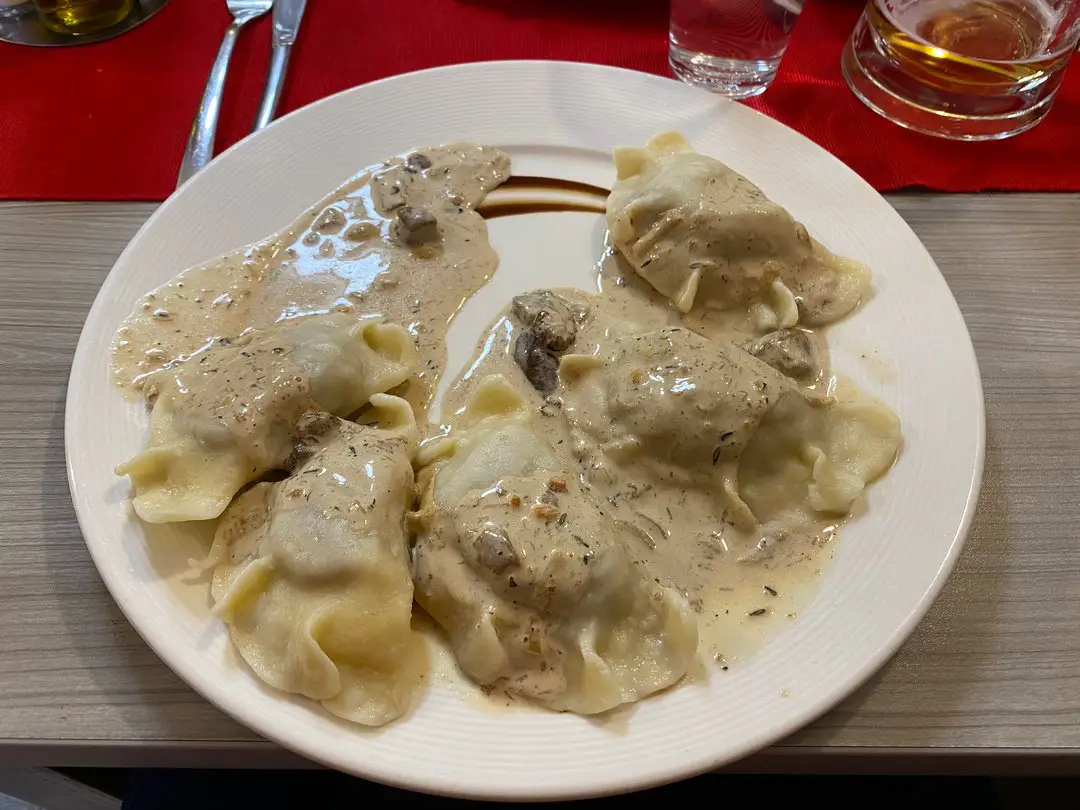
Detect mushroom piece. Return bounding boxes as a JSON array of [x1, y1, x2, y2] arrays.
[[513, 328, 560, 395], [474, 524, 518, 573], [281, 411, 338, 470], [747, 328, 818, 381], [511, 290, 588, 394], [391, 206, 439, 245], [511, 290, 582, 353], [404, 153, 432, 173]]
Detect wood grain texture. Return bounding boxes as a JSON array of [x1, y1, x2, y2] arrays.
[[1, 197, 1078, 766]]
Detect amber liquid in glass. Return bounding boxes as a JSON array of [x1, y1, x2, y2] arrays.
[[843, 0, 1080, 138], [36, 0, 133, 35], [867, 0, 1070, 92]]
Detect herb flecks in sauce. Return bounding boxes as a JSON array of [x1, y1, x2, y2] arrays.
[[441, 260, 850, 664], [111, 143, 511, 417], [112, 136, 898, 710]]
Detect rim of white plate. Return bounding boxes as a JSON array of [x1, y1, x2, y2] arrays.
[[66, 60, 985, 800]]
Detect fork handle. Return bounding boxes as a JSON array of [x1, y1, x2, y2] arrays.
[[252, 41, 293, 132], [177, 19, 245, 188]]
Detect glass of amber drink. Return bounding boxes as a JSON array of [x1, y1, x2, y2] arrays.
[[34, 0, 132, 35], [842, 0, 1080, 139]]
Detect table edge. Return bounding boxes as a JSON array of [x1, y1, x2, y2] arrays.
[[2, 741, 1079, 774]]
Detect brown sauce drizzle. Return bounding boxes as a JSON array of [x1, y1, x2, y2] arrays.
[[500, 176, 610, 199], [478, 176, 609, 219], [479, 200, 606, 219]]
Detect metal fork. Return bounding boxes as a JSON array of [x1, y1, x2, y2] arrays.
[[177, 0, 273, 188]]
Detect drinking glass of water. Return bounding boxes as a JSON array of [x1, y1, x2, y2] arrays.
[[669, 0, 805, 98], [843, 0, 1080, 139]]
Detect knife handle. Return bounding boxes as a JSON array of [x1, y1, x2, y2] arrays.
[[253, 42, 293, 132]]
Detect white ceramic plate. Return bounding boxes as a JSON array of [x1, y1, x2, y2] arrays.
[[66, 61, 984, 800]]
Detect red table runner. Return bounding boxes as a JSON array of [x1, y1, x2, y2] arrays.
[[1, 0, 1078, 199]]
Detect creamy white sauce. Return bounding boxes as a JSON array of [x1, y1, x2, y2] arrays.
[[110, 139, 894, 712], [438, 246, 843, 667], [112, 143, 511, 417]]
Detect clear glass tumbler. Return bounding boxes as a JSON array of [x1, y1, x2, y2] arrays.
[[843, 0, 1080, 139], [670, 0, 804, 98]]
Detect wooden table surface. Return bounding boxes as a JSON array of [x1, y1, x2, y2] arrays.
[[2, 196, 1079, 773]]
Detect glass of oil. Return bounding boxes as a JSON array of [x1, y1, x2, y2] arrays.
[[34, 0, 132, 35], [842, 0, 1080, 139]]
